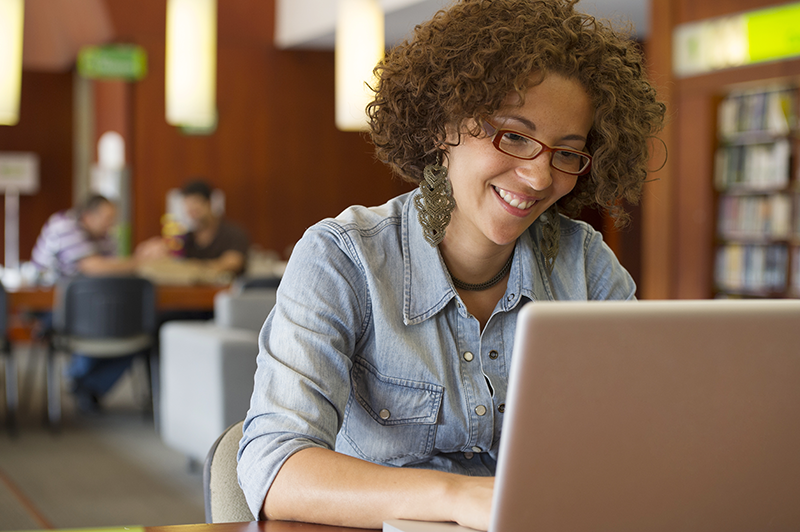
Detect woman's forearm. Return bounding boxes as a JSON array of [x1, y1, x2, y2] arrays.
[[263, 447, 494, 530]]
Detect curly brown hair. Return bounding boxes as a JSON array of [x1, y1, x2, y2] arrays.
[[368, 0, 666, 224]]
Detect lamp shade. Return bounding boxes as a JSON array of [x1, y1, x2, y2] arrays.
[[165, 0, 217, 128], [0, 0, 24, 126], [335, 0, 384, 131]]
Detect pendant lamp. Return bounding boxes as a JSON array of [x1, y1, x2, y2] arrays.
[[335, 0, 384, 131], [165, 0, 217, 129], [0, 0, 24, 126]]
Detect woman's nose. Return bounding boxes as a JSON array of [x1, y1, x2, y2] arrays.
[[516, 154, 553, 191]]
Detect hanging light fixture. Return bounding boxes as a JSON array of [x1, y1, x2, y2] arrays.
[[165, 0, 217, 129], [0, 0, 24, 126], [335, 0, 384, 132]]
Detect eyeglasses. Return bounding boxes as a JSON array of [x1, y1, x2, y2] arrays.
[[483, 121, 592, 176]]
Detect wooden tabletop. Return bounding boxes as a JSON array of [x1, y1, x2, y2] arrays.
[[6, 284, 229, 341], [7, 284, 229, 313], [146, 522, 375, 532]]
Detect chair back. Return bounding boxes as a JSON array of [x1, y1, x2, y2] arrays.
[[55, 276, 156, 338], [203, 420, 253, 523]]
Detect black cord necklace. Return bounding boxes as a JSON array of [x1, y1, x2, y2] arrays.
[[449, 252, 514, 291]]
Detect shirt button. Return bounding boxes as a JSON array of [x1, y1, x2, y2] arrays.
[[488, 350, 498, 360], [379, 409, 391, 420], [498, 403, 505, 413], [471, 446, 482, 453], [463, 351, 474, 362], [507, 293, 515, 301], [475, 405, 487, 416], [464, 452, 474, 460]]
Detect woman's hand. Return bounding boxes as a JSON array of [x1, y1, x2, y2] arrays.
[[445, 474, 495, 531], [135, 237, 170, 260]]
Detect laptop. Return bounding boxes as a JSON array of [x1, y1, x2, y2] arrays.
[[385, 299, 800, 532]]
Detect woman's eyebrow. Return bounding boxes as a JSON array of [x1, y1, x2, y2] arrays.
[[498, 115, 588, 143], [497, 115, 536, 131]]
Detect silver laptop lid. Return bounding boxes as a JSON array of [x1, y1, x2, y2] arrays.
[[492, 299, 800, 532]]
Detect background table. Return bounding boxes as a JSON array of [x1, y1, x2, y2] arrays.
[[8, 284, 229, 313], [147, 522, 376, 532], [6, 284, 229, 340]]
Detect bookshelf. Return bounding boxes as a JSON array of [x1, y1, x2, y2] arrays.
[[713, 85, 800, 298]]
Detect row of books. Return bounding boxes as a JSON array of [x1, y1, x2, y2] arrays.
[[714, 139, 791, 190], [717, 88, 794, 137], [715, 243, 789, 293], [717, 193, 794, 239]]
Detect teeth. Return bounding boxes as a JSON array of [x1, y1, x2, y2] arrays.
[[495, 186, 535, 210]]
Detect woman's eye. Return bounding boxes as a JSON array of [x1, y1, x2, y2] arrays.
[[501, 132, 530, 144], [554, 150, 580, 161]]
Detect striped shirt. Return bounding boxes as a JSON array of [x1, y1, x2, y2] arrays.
[[31, 210, 116, 277]]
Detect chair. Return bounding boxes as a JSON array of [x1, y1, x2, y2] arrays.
[[159, 288, 275, 464], [0, 283, 17, 434], [203, 420, 253, 523], [46, 276, 156, 429]]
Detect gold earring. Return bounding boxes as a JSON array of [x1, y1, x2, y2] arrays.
[[414, 156, 456, 247]]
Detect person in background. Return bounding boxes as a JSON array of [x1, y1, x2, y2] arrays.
[[237, 0, 665, 529], [179, 179, 250, 276], [31, 194, 148, 412], [32, 194, 139, 277]]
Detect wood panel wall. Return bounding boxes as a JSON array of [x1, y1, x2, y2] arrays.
[[0, 71, 74, 262], [111, 0, 410, 258], [0, 0, 411, 265]]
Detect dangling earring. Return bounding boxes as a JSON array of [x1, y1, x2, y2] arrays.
[[541, 204, 560, 276], [414, 154, 456, 247]]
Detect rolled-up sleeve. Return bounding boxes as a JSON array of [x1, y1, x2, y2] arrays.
[[547, 219, 637, 301], [237, 223, 368, 518], [581, 226, 636, 300]]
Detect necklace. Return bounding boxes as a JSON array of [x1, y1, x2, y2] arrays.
[[449, 252, 514, 292]]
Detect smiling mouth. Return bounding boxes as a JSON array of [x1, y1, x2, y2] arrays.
[[493, 186, 537, 210]]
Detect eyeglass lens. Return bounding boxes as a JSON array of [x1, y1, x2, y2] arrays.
[[496, 132, 590, 174]]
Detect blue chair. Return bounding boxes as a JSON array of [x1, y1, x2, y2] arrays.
[[46, 276, 156, 430]]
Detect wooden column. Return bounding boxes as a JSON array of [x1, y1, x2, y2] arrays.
[[640, 0, 678, 299]]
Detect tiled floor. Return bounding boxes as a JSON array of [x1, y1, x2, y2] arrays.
[[0, 343, 206, 531]]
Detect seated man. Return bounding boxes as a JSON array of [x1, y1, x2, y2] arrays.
[[32, 194, 139, 277], [32, 194, 145, 411], [179, 179, 250, 276]]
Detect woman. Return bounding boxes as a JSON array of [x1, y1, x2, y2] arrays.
[[238, 0, 665, 529]]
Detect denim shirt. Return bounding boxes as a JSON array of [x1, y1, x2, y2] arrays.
[[238, 190, 635, 517]]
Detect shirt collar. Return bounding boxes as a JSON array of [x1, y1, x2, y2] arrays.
[[505, 223, 552, 307], [402, 191, 555, 325], [401, 191, 554, 324], [402, 190, 457, 325]]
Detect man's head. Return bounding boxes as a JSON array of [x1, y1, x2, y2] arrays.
[[181, 179, 215, 228], [78, 194, 117, 239]]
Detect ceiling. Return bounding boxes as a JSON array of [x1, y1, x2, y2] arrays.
[[21, 0, 113, 71], [277, 0, 650, 49]]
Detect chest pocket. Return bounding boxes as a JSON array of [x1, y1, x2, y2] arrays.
[[342, 357, 444, 467]]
